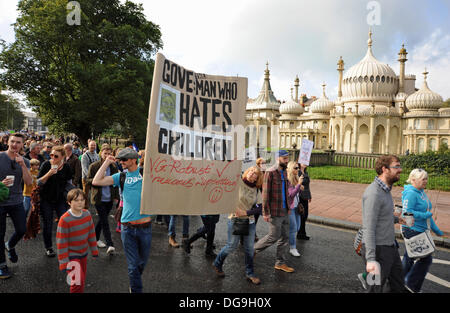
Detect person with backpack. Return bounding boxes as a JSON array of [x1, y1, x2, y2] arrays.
[[81, 140, 100, 206], [92, 147, 151, 293]]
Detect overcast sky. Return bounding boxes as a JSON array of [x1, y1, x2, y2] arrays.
[[1, 0, 449, 103]]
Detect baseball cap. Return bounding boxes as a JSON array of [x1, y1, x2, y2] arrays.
[[277, 150, 289, 157]]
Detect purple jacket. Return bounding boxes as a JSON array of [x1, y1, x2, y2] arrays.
[[287, 183, 302, 210]]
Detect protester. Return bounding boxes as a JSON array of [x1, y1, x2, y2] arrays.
[[361, 155, 407, 293], [93, 147, 152, 293], [168, 215, 190, 248], [401, 168, 444, 293], [0, 135, 9, 151], [0, 133, 32, 279], [212, 166, 263, 285], [56, 188, 98, 293], [287, 161, 304, 257], [37, 145, 72, 257], [41, 143, 52, 161], [64, 143, 82, 188], [87, 144, 119, 255], [72, 141, 82, 157], [297, 162, 312, 240], [183, 214, 220, 258], [23, 158, 40, 217], [254, 150, 294, 273], [81, 140, 100, 205]]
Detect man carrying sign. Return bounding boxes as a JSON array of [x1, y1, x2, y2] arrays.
[[93, 148, 152, 293]]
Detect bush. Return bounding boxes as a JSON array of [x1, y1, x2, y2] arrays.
[[399, 150, 450, 176]]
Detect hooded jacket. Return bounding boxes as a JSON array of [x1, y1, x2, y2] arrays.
[[401, 184, 443, 235]]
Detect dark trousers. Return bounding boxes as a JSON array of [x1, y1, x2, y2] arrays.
[[0, 203, 26, 267], [95, 201, 114, 247], [298, 198, 309, 236], [41, 198, 68, 250], [361, 243, 406, 293], [188, 215, 220, 252]]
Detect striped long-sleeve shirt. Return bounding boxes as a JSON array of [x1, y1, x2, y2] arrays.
[[56, 209, 98, 271]]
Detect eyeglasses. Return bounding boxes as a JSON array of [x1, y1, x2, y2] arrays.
[[294, 167, 299, 170], [388, 166, 402, 169], [50, 154, 60, 159], [118, 158, 128, 162]]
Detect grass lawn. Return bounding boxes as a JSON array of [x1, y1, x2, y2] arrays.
[[308, 165, 449, 191]]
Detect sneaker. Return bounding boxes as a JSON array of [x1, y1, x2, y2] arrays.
[[212, 264, 225, 277], [5, 243, 18, 263], [274, 264, 295, 273], [183, 240, 191, 254], [298, 234, 310, 240], [289, 248, 301, 257], [404, 284, 417, 293], [0, 266, 11, 279], [46, 248, 56, 258], [357, 273, 368, 290], [246, 275, 261, 285], [106, 246, 116, 255], [205, 250, 217, 258], [97, 240, 107, 248]]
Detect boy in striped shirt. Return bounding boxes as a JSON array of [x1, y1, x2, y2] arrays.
[[56, 188, 98, 293]]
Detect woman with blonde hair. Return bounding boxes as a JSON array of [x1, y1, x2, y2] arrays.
[[212, 166, 263, 284], [401, 168, 445, 293], [287, 161, 304, 257]]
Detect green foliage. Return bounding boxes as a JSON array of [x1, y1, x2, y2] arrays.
[[0, 0, 162, 145], [399, 150, 450, 177], [442, 98, 450, 108], [0, 93, 25, 130]]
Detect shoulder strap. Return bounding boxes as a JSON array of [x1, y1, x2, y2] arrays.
[[119, 172, 126, 191]]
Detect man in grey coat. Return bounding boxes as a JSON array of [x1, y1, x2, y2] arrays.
[[361, 154, 408, 293]]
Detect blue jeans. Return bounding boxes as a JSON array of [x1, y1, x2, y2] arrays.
[[168, 215, 189, 237], [23, 196, 31, 218], [0, 203, 27, 267], [402, 227, 433, 292], [214, 219, 256, 277], [121, 224, 152, 293], [289, 210, 301, 248], [95, 201, 114, 247], [40, 198, 68, 250]]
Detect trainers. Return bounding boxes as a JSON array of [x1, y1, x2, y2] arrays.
[[205, 250, 217, 258], [169, 236, 180, 248], [5, 243, 18, 263], [357, 273, 368, 290], [106, 246, 116, 255], [246, 275, 261, 285], [0, 266, 11, 279], [289, 248, 301, 257], [97, 240, 107, 248], [212, 264, 225, 277], [46, 248, 56, 258], [405, 284, 417, 293], [274, 264, 295, 273], [298, 234, 310, 240]]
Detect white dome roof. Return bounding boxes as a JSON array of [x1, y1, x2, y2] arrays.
[[405, 70, 443, 111], [279, 97, 304, 115], [342, 30, 398, 103], [310, 83, 334, 113]]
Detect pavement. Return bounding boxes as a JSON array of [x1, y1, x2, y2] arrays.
[[307, 179, 450, 248]]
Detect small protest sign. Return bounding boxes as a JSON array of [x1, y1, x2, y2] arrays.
[[298, 139, 314, 165]]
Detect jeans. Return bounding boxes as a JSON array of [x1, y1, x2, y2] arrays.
[[254, 215, 289, 266], [0, 203, 27, 267], [121, 224, 152, 293], [41, 198, 68, 250], [289, 210, 301, 248], [168, 215, 189, 237], [214, 219, 256, 277], [95, 201, 114, 247], [401, 227, 433, 292], [23, 196, 31, 218]]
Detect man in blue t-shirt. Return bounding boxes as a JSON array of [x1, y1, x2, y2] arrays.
[[92, 147, 151, 293]]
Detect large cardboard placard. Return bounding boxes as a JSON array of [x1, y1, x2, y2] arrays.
[[140, 53, 247, 215]]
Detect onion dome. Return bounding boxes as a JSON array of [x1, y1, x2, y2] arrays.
[[310, 83, 334, 113], [405, 69, 443, 111], [342, 30, 398, 102], [280, 88, 304, 115]]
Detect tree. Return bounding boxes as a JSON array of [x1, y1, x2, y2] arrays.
[[442, 98, 450, 108], [0, 93, 25, 131], [0, 0, 162, 145]]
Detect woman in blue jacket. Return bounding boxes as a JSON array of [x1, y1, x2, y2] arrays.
[[401, 168, 444, 293]]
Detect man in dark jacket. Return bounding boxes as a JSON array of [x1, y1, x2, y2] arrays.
[[64, 143, 82, 188], [86, 144, 119, 254]]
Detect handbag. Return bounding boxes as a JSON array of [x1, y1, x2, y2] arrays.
[[232, 217, 249, 236], [402, 223, 435, 259]]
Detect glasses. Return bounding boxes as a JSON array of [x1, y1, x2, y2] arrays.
[[46, 146, 52, 149], [118, 158, 128, 162], [388, 166, 402, 169], [294, 167, 299, 170], [50, 154, 60, 159]]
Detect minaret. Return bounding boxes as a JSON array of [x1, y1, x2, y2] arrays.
[[294, 75, 300, 102], [337, 56, 344, 98], [264, 61, 270, 103], [398, 43, 408, 93]]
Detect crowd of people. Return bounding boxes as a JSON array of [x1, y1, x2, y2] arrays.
[[0, 132, 447, 293]]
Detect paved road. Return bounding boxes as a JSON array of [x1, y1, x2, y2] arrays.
[[1, 213, 449, 293]]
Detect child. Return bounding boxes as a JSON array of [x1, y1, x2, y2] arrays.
[[56, 188, 98, 293], [23, 158, 40, 217]]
